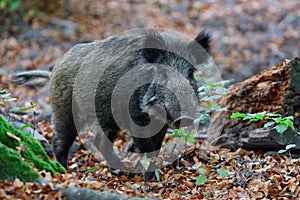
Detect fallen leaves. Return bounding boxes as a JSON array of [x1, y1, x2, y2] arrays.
[[0, 178, 62, 200], [0, 140, 299, 199], [1, 0, 300, 199]]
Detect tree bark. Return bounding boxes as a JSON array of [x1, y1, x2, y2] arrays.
[[208, 57, 300, 152]]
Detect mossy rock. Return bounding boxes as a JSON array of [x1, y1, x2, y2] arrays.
[[0, 142, 39, 182], [0, 115, 66, 182]]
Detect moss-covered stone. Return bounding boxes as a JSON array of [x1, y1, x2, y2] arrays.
[[0, 115, 66, 182], [0, 142, 39, 182]]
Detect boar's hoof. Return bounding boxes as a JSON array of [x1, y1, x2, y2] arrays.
[[144, 171, 155, 181]]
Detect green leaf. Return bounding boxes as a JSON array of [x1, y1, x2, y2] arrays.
[[0, 1, 7, 9], [0, 90, 8, 95], [187, 137, 195, 142], [87, 165, 99, 173], [20, 124, 33, 131], [201, 94, 222, 101], [9, 0, 19, 11], [178, 128, 186, 135], [198, 85, 210, 92], [198, 91, 207, 96], [289, 123, 296, 131], [274, 124, 288, 135], [274, 117, 283, 123], [254, 113, 264, 120], [242, 115, 252, 120], [285, 116, 294, 121], [198, 168, 206, 175], [217, 168, 229, 176], [155, 169, 163, 181], [21, 104, 37, 111], [1, 92, 11, 98], [230, 113, 246, 119], [196, 175, 206, 185], [196, 112, 210, 123], [165, 133, 175, 138], [179, 136, 186, 143], [4, 97, 17, 102], [285, 144, 296, 150], [13, 106, 21, 111], [140, 154, 152, 170], [210, 157, 219, 162], [280, 119, 292, 126], [263, 121, 275, 128], [265, 113, 281, 117], [278, 149, 286, 154], [216, 87, 229, 95], [248, 118, 261, 124], [280, 119, 296, 131], [218, 79, 233, 85], [189, 130, 198, 135], [207, 82, 223, 88], [291, 158, 300, 163]]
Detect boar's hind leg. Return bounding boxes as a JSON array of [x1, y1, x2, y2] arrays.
[[52, 111, 78, 169]]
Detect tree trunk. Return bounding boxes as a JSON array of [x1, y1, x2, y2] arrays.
[[208, 57, 300, 152]]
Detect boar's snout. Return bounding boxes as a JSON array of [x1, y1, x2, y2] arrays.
[[173, 116, 194, 129]]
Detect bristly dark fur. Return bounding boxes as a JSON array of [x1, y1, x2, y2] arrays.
[[11, 30, 213, 181], [194, 31, 211, 54]]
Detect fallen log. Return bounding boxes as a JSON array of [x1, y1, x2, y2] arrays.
[[208, 57, 300, 152]]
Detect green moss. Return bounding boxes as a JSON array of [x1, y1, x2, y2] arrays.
[[0, 115, 66, 177], [0, 144, 39, 182]]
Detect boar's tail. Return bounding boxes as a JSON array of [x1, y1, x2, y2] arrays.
[[10, 70, 51, 89]]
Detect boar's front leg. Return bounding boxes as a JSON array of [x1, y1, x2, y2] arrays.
[[94, 129, 123, 170], [132, 124, 168, 180]]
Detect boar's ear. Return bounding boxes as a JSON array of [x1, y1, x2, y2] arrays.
[[192, 31, 211, 54], [142, 33, 164, 63]]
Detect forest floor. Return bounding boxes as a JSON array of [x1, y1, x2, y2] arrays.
[[0, 0, 299, 199]]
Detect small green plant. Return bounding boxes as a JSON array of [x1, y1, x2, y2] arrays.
[[167, 81, 230, 185], [154, 169, 163, 182], [230, 111, 297, 135], [216, 168, 229, 176], [13, 103, 37, 112], [166, 80, 229, 143], [169, 81, 229, 143], [19, 123, 33, 131], [231, 111, 299, 160], [0, 0, 44, 19], [196, 167, 229, 185], [278, 144, 296, 154], [0, 90, 17, 104], [195, 80, 229, 123], [277, 144, 300, 163], [196, 168, 207, 185], [87, 165, 99, 173], [140, 153, 153, 171], [1, 89, 37, 132], [0, 0, 20, 11], [166, 128, 197, 143], [139, 154, 164, 181], [1, 90, 37, 110]]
